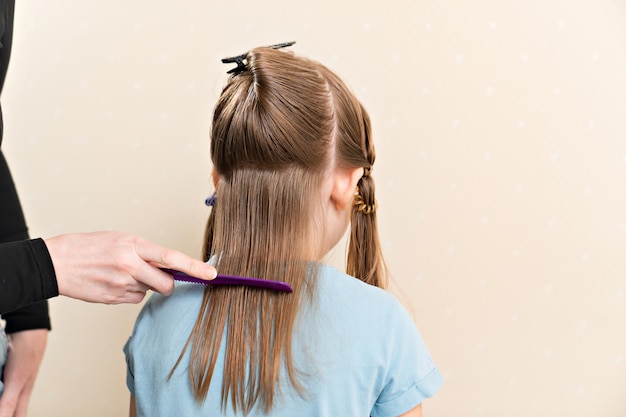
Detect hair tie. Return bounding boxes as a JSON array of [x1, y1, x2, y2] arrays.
[[363, 166, 373, 177], [205, 194, 217, 207], [353, 193, 377, 215], [221, 41, 296, 75]]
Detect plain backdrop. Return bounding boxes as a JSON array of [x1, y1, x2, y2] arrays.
[[2, 1, 626, 416]]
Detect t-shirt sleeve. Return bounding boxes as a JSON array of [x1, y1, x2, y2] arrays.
[[371, 306, 443, 417], [123, 337, 136, 396]]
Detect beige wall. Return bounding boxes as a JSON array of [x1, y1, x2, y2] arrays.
[[2, 0, 625, 416]]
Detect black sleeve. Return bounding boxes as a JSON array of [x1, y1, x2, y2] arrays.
[[3, 300, 50, 333], [0, 239, 58, 315], [0, 0, 15, 147], [0, 150, 52, 331], [0, 0, 53, 330]]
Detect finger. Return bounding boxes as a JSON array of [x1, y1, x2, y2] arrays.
[[124, 290, 148, 304], [98, 274, 152, 305], [133, 240, 217, 281], [179, 259, 218, 282], [127, 260, 175, 296], [127, 282, 151, 295]]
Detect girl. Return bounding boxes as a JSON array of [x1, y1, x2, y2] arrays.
[[124, 44, 443, 417]]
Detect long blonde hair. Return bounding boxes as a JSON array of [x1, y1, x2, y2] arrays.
[[172, 46, 387, 414]]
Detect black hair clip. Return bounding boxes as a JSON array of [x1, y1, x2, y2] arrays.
[[221, 41, 296, 75], [221, 53, 247, 75]]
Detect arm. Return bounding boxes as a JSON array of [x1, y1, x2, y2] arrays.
[[129, 395, 137, 417], [0, 232, 217, 314], [0, 329, 47, 417], [398, 404, 423, 417], [0, 302, 50, 417]]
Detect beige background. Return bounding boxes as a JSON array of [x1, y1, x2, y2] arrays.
[[2, 0, 625, 416]]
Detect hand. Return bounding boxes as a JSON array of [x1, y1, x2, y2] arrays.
[[0, 329, 47, 417], [45, 231, 217, 304]]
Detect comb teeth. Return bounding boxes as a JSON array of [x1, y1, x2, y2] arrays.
[[160, 268, 293, 293], [171, 273, 207, 285]]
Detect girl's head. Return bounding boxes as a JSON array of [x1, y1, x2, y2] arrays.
[[178, 44, 387, 414], [208, 45, 385, 286]]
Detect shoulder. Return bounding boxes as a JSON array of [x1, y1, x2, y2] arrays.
[[312, 265, 443, 408], [316, 264, 407, 316], [316, 267, 445, 414], [312, 264, 421, 349], [315, 264, 436, 353], [129, 283, 204, 340]]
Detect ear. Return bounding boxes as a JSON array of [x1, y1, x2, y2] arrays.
[[211, 167, 219, 188], [330, 167, 364, 211]]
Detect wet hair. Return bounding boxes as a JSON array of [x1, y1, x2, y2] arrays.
[[171, 46, 387, 414]]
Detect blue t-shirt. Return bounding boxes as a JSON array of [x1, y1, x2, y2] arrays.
[[124, 264, 443, 417]]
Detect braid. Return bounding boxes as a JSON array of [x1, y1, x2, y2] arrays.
[[346, 108, 388, 289]]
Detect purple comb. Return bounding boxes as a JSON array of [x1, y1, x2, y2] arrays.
[[160, 268, 293, 293]]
